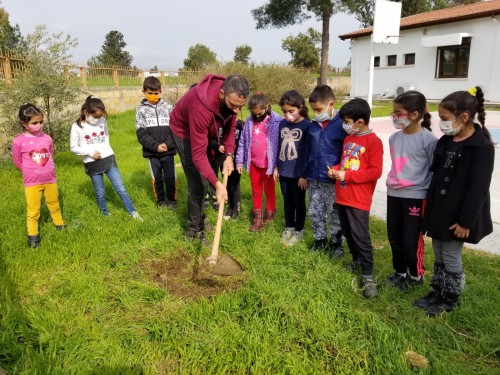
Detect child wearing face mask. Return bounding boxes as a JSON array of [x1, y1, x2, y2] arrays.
[[328, 98, 383, 298], [12, 103, 66, 248], [418, 86, 494, 316], [302, 85, 347, 255], [70, 96, 142, 221], [276, 90, 311, 246], [235, 92, 282, 231], [135, 76, 177, 209], [385, 91, 437, 292]]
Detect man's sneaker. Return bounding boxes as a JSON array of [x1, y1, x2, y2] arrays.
[[345, 261, 361, 273], [287, 230, 304, 246], [310, 238, 327, 252], [166, 201, 177, 210], [384, 273, 407, 287], [131, 211, 144, 222], [27, 235, 41, 248], [328, 241, 345, 259], [361, 275, 378, 298], [398, 275, 424, 292], [415, 291, 438, 309], [281, 228, 295, 244], [223, 207, 233, 220], [55, 225, 67, 231]]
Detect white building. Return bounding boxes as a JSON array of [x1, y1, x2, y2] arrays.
[[339, 0, 500, 101]]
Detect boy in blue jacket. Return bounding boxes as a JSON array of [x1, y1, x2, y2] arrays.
[[300, 85, 347, 255]]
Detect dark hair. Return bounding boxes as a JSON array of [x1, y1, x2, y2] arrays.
[[440, 86, 493, 144], [338, 98, 371, 124], [76, 96, 107, 127], [19, 103, 43, 123], [248, 92, 270, 111], [222, 75, 249, 98], [143, 76, 162, 91], [279, 90, 309, 119], [309, 85, 335, 104], [394, 90, 431, 131]]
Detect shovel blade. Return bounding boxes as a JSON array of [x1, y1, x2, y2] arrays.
[[211, 254, 244, 276]]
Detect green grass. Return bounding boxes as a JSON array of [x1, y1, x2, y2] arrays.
[[1, 111, 499, 374]]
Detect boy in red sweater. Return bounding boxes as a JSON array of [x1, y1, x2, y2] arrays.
[[328, 98, 383, 298]]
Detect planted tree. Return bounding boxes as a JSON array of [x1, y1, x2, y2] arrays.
[[88, 30, 133, 67], [282, 28, 321, 69], [0, 8, 23, 51], [182, 44, 217, 71], [234, 45, 252, 64], [0, 25, 80, 152]]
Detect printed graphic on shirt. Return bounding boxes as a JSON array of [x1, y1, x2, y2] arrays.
[[30, 148, 50, 166], [340, 141, 365, 171], [83, 126, 106, 145], [387, 145, 413, 188], [444, 151, 458, 169], [145, 117, 170, 127], [279, 127, 302, 161], [408, 206, 421, 217]]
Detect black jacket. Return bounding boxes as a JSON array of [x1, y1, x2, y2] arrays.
[[422, 124, 495, 243], [135, 99, 176, 158]]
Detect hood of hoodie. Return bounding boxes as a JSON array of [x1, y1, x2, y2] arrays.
[[194, 74, 226, 118]]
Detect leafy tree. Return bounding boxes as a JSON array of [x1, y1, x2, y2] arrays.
[[0, 25, 80, 152], [282, 28, 321, 69], [150, 65, 159, 72], [252, 0, 353, 84], [182, 44, 217, 70], [0, 8, 24, 51], [351, 0, 481, 28], [88, 30, 133, 67], [234, 45, 253, 64]]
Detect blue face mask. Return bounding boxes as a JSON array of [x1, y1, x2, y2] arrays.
[[313, 104, 334, 123]]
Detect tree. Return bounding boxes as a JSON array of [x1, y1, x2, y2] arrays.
[[234, 45, 252, 64], [282, 28, 321, 69], [0, 25, 80, 152], [252, 0, 353, 85], [0, 8, 24, 51], [88, 30, 133, 67], [351, 0, 482, 28], [182, 44, 217, 70]]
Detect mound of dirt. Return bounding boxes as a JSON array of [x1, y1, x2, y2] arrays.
[[144, 250, 246, 299]]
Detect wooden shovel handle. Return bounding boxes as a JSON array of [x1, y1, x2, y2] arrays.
[[208, 171, 229, 265]]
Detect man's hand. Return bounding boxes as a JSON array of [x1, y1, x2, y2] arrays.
[[157, 143, 168, 153], [215, 180, 228, 205], [222, 155, 234, 176], [449, 223, 470, 239], [298, 178, 308, 190]]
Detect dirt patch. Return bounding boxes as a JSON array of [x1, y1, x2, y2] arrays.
[[144, 250, 247, 299]]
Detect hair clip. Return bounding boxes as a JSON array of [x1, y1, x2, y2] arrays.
[[467, 87, 477, 96]]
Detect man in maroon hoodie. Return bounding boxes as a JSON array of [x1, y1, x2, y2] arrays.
[[170, 74, 249, 243]]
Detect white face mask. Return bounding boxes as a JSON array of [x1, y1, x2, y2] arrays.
[[342, 122, 359, 135], [439, 120, 461, 136], [86, 115, 100, 125], [313, 104, 335, 123], [391, 117, 411, 130]]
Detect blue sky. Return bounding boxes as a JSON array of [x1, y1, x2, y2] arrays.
[[3, 0, 361, 69]]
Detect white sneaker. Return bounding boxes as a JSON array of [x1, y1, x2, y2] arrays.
[[281, 227, 295, 244], [287, 230, 304, 246], [131, 211, 144, 222]]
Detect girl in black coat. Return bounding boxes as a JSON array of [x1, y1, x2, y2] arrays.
[[416, 86, 495, 316]]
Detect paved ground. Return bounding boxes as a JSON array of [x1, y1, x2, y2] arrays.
[[370, 110, 500, 255]]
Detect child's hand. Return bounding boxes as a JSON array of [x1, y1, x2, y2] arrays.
[[449, 223, 470, 239], [218, 145, 225, 154], [273, 167, 279, 182], [327, 165, 334, 179], [298, 178, 308, 190], [157, 143, 168, 153], [237, 166, 243, 174], [333, 170, 345, 181], [92, 151, 101, 160]]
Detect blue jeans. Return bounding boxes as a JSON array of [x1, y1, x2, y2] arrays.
[[90, 166, 135, 215]]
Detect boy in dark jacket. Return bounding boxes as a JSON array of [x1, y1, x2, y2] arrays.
[[302, 85, 347, 256], [135, 76, 177, 208]]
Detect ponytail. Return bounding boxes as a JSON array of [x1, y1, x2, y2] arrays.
[[421, 111, 432, 132], [474, 86, 494, 144], [76, 95, 106, 128], [393, 90, 430, 130]]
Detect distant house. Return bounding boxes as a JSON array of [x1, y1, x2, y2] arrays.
[[339, 0, 500, 101]]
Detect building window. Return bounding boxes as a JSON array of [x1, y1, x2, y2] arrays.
[[404, 53, 415, 65], [437, 37, 471, 78], [374, 56, 380, 67], [387, 55, 397, 66]]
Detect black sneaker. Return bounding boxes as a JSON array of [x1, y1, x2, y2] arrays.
[[55, 225, 67, 231], [426, 296, 460, 317], [345, 261, 361, 273], [27, 235, 41, 248], [415, 291, 438, 309], [384, 273, 407, 287], [223, 207, 233, 220], [230, 209, 239, 220], [166, 201, 177, 210], [398, 275, 423, 292], [310, 238, 327, 252], [157, 201, 167, 209], [328, 241, 345, 259], [186, 229, 211, 248], [361, 275, 378, 298]]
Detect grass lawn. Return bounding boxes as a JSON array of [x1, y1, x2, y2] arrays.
[[0, 110, 499, 374]]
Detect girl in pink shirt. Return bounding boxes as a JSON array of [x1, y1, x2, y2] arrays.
[[235, 93, 282, 231], [12, 103, 65, 248]]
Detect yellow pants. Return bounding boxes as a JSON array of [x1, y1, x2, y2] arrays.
[[24, 183, 65, 236]]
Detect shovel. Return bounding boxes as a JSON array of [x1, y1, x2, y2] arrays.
[[207, 171, 244, 276]]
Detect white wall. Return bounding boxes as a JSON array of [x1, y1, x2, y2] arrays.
[[348, 16, 500, 102]]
